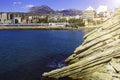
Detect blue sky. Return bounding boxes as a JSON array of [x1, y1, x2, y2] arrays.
[[0, 0, 119, 12]]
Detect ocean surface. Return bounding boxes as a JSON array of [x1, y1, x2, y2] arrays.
[[0, 30, 84, 80]]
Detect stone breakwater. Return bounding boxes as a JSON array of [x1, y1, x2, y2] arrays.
[[42, 9, 120, 80]]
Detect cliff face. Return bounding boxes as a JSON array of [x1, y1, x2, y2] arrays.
[[43, 8, 120, 80]]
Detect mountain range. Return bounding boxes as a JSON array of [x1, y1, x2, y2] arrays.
[[28, 5, 83, 16]]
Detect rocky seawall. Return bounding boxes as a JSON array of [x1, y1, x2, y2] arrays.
[[42, 9, 120, 80]]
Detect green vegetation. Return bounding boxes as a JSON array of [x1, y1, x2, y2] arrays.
[[68, 19, 85, 28], [31, 16, 49, 23]]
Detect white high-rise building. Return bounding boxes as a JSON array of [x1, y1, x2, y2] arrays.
[[96, 5, 112, 18], [83, 6, 96, 19], [86, 6, 94, 11], [97, 5, 108, 14]]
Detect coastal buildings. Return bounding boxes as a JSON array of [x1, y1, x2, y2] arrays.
[[83, 5, 113, 19], [82, 6, 96, 26], [1, 13, 13, 24], [97, 5, 108, 15], [0, 13, 24, 24], [0, 5, 114, 27], [12, 17, 22, 24], [82, 5, 114, 26], [83, 6, 96, 19], [82, 5, 113, 19], [96, 5, 112, 18], [1, 13, 8, 21]]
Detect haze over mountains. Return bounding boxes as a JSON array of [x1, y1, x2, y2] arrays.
[[28, 5, 83, 16]]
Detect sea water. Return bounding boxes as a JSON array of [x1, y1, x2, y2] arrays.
[[0, 30, 84, 80]]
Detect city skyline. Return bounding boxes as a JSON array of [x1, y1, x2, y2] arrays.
[[0, 0, 120, 12]]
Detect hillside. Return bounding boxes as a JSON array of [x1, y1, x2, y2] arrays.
[[28, 5, 82, 16]]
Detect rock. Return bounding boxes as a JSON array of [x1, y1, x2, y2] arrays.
[[42, 8, 120, 80], [110, 58, 120, 73], [84, 72, 113, 80]]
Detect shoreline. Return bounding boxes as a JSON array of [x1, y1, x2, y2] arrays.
[[0, 26, 76, 30], [0, 26, 96, 30]]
